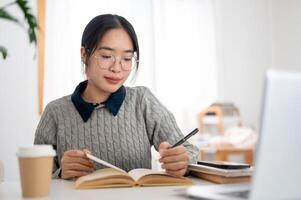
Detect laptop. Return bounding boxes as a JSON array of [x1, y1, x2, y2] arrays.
[[186, 70, 301, 200]]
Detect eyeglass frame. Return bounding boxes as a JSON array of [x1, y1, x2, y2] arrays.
[[94, 52, 139, 71]]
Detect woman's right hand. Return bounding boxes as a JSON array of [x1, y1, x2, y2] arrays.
[[61, 149, 96, 179]]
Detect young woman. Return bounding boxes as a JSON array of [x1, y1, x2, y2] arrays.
[[34, 14, 199, 179]]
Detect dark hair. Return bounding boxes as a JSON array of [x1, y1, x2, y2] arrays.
[[81, 14, 139, 70]]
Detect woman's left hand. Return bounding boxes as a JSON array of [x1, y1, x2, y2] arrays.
[[159, 141, 189, 177]]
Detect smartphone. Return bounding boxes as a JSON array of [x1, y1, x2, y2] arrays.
[[197, 161, 251, 170]]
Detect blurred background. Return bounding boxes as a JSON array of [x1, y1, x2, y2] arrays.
[[0, 0, 300, 180]]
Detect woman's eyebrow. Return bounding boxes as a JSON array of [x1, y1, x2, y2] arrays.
[[98, 46, 114, 51], [98, 46, 134, 53]]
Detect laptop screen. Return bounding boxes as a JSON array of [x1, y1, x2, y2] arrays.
[[251, 70, 301, 199]]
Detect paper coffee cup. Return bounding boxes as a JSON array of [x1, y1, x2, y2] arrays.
[[16, 145, 56, 198]]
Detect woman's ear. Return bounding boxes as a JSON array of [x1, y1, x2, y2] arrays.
[[80, 47, 87, 65]]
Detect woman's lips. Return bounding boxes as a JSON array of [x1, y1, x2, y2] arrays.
[[104, 77, 122, 85]]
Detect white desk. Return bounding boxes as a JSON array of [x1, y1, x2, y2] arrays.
[[0, 178, 214, 200]]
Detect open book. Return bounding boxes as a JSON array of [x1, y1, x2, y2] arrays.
[[74, 154, 194, 189]]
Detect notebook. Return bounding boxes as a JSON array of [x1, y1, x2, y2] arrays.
[[189, 161, 252, 184]]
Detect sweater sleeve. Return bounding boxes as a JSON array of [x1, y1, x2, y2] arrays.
[[140, 87, 199, 164], [34, 103, 60, 178]]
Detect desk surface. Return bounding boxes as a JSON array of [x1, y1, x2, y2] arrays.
[[0, 177, 214, 200]]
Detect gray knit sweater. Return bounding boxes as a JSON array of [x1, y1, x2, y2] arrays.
[[34, 86, 199, 177]]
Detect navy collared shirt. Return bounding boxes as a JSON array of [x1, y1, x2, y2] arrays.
[[71, 80, 126, 122]]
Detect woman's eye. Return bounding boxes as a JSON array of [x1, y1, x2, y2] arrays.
[[101, 55, 112, 59], [123, 57, 132, 62]]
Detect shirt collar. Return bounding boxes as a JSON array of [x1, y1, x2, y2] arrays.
[[71, 80, 126, 122]]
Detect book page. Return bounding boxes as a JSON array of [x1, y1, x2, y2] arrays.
[[128, 168, 168, 181], [129, 169, 193, 186], [128, 168, 193, 186], [77, 168, 129, 182], [75, 168, 135, 189], [86, 153, 126, 173]]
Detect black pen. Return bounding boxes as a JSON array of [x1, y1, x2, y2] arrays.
[[171, 128, 199, 148]]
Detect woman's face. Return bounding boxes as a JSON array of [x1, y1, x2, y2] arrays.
[[82, 28, 134, 94]]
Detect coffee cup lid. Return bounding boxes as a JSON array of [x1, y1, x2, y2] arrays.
[[16, 145, 56, 158]]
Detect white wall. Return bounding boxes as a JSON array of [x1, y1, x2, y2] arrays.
[[213, 0, 270, 130], [214, 0, 301, 130], [268, 0, 301, 72], [0, 0, 39, 180]]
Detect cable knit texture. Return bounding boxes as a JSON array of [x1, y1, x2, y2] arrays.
[[34, 86, 199, 177]]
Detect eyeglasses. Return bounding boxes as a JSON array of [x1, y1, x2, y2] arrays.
[[94, 53, 138, 71]]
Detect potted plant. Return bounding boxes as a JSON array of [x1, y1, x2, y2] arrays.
[[0, 0, 38, 59]]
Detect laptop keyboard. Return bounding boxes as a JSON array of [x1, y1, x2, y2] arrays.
[[220, 190, 250, 199]]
